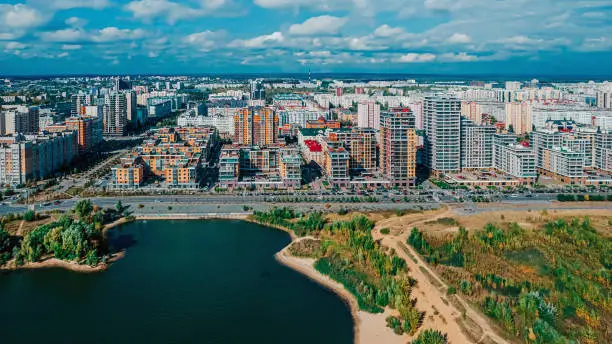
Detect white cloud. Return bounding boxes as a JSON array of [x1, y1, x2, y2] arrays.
[[39, 28, 87, 43], [229, 32, 285, 48], [5, 41, 27, 50], [66, 17, 88, 28], [124, 0, 234, 24], [0, 4, 46, 29], [446, 33, 471, 44], [373, 25, 405, 37], [289, 16, 347, 36], [47, 0, 110, 10], [394, 53, 436, 63], [57, 52, 69, 58], [184, 30, 227, 51], [92, 27, 147, 42], [62, 44, 82, 50], [582, 12, 604, 18]]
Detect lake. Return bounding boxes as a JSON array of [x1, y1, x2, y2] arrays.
[[0, 220, 353, 344]]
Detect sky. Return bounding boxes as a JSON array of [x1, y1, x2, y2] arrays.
[[0, 0, 611, 76]]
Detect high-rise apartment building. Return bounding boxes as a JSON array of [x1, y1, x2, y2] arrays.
[[461, 101, 483, 124], [233, 107, 278, 146], [125, 91, 137, 123], [5, 107, 39, 135], [114, 78, 132, 92], [424, 95, 461, 174], [596, 90, 612, 109], [380, 111, 418, 186], [103, 92, 127, 136], [505, 102, 533, 134], [357, 101, 381, 129], [505, 81, 522, 91], [327, 128, 377, 175], [250, 80, 265, 100], [66, 116, 103, 153], [71, 93, 93, 115], [460, 117, 496, 169]]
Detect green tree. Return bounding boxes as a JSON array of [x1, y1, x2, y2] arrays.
[[0, 225, 10, 251], [75, 199, 93, 219], [412, 329, 448, 344], [23, 210, 36, 222]]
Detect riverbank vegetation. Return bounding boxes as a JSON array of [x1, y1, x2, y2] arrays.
[[253, 207, 426, 336], [0, 200, 129, 269], [408, 218, 612, 343]]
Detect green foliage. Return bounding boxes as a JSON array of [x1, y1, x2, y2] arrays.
[[74, 199, 93, 219], [447, 286, 457, 295], [0, 225, 10, 252], [294, 212, 326, 236], [380, 228, 391, 235], [408, 227, 466, 267], [411, 329, 448, 344], [459, 280, 472, 296], [23, 210, 36, 222], [386, 316, 403, 335]]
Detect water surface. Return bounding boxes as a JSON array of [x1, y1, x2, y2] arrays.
[[0, 220, 353, 344]]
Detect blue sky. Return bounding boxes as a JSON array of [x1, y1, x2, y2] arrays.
[[0, 0, 611, 76]]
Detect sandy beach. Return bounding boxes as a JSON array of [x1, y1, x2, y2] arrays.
[[275, 239, 406, 344], [0, 251, 125, 273]]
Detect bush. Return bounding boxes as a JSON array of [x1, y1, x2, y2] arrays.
[[447, 287, 457, 295], [411, 329, 448, 344], [23, 210, 36, 222], [380, 228, 391, 235]]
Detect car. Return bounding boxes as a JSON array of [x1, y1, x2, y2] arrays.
[[53, 200, 62, 205]]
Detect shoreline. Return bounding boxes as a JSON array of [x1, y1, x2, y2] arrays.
[[274, 240, 361, 344]]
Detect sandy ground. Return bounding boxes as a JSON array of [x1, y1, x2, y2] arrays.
[[275, 240, 406, 344]]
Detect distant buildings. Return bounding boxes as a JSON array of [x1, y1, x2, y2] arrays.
[[596, 90, 612, 109], [493, 134, 537, 183]]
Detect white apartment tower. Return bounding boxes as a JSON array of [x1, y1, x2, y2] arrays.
[[424, 95, 461, 173], [103, 92, 127, 136], [357, 101, 381, 130]]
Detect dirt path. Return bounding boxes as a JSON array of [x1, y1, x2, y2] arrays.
[[373, 209, 511, 344]]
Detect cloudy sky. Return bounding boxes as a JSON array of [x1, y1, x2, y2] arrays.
[[0, 0, 611, 75]]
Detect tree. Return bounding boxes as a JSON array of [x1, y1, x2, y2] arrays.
[[0, 225, 10, 251], [23, 210, 36, 222], [75, 199, 93, 219], [411, 329, 448, 344], [116, 200, 123, 213]]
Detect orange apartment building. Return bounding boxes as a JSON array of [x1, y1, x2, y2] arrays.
[[234, 107, 278, 146]]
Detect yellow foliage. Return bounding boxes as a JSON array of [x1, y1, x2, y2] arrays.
[[528, 327, 536, 341]]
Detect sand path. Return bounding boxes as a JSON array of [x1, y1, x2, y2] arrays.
[[373, 208, 511, 344]]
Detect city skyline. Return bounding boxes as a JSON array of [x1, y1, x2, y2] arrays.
[[1, 1, 611, 75]]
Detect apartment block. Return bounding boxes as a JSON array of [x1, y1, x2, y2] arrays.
[[0, 132, 76, 186], [322, 140, 349, 186], [379, 111, 417, 186], [424, 95, 461, 174], [357, 101, 381, 130], [5, 106, 39, 135], [66, 116, 103, 153], [103, 92, 127, 136], [493, 134, 537, 183], [505, 102, 533, 135], [234, 107, 278, 146], [460, 117, 496, 169], [111, 155, 145, 189], [217, 145, 300, 189]]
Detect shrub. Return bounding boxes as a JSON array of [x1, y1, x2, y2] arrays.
[[411, 329, 448, 344], [23, 210, 36, 222], [380, 228, 391, 235], [447, 287, 457, 295]]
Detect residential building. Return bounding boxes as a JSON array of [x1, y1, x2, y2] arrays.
[[379, 111, 418, 186], [357, 101, 381, 129], [505, 102, 533, 134], [5, 106, 39, 134], [493, 134, 537, 183], [596, 90, 612, 109], [103, 92, 127, 136], [111, 155, 145, 189], [424, 95, 461, 174], [66, 116, 103, 153], [305, 117, 341, 129], [322, 140, 349, 186], [460, 117, 496, 169], [233, 107, 278, 146], [461, 101, 483, 124]]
